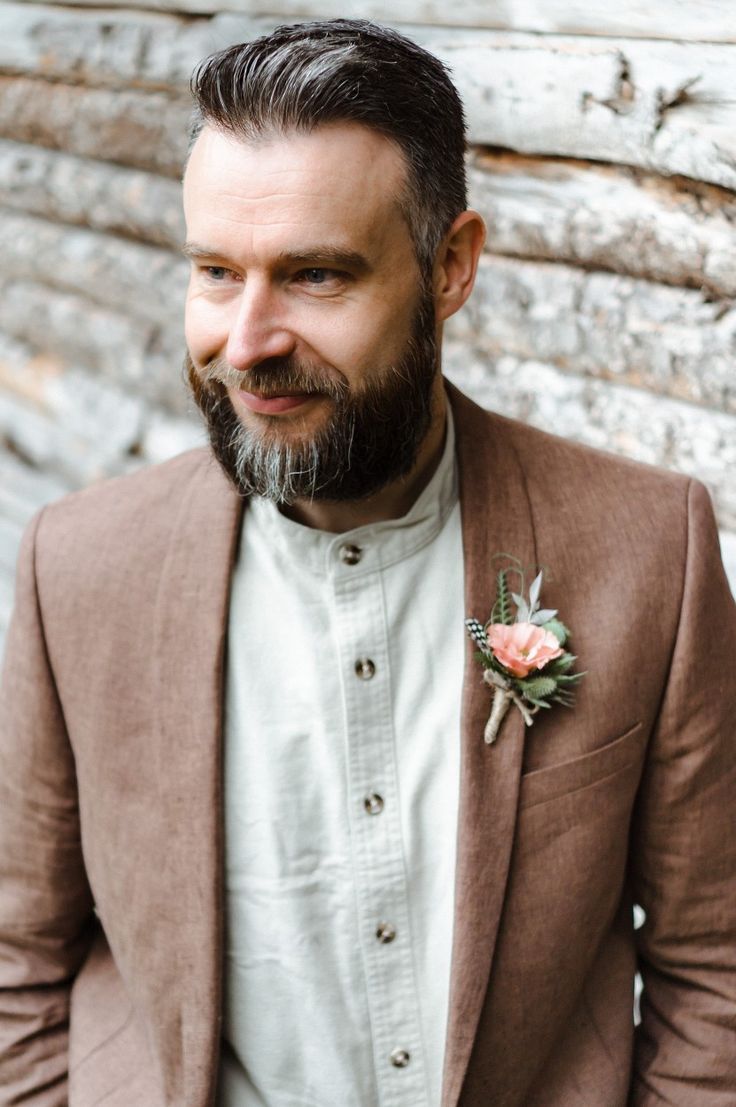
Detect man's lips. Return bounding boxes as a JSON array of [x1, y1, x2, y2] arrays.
[[233, 389, 319, 415]]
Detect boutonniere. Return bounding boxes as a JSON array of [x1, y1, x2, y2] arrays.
[[465, 556, 585, 744]]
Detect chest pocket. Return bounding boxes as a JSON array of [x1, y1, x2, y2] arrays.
[[519, 720, 646, 812]]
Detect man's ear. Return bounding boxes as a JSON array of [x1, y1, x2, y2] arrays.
[[433, 210, 486, 323]]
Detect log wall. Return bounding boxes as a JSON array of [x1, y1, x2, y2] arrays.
[[1, 1, 734, 644]]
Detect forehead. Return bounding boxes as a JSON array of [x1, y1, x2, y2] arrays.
[[182, 123, 412, 260]]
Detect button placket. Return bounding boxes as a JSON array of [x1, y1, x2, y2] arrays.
[[335, 572, 429, 1105]]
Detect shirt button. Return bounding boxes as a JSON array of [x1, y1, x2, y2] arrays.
[[390, 1048, 410, 1068], [339, 543, 362, 565], [376, 922, 396, 944], [354, 658, 375, 680], [363, 793, 384, 815]]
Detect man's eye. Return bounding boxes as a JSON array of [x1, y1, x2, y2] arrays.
[[302, 268, 328, 283], [205, 267, 228, 280], [298, 268, 340, 286]]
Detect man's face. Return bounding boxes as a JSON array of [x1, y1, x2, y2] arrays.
[[183, 123, 442, 503]]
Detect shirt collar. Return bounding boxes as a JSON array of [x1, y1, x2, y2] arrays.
[[246, 399, 458, 579]]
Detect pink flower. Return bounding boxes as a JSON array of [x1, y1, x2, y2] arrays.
[[486, 622, 563, 678]]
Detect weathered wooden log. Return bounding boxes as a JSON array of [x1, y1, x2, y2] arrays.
[[0, 3, 232, 90], [14, 0, 736, 43], [2, 9, 736, 189], [0, 4, 273, 93], [0, 208, 186, 324], [410, 29, 736, 191], [0, 278, 186, 406], [444, 350, 736, 531], [0, 369, 144, 496], [0, 141, 184, 247], [448, 254, 736, 414], [0, 446, 69, 525], [0, 332, 199, 483], [0, 76, 190, 176], [470, 152, 736, 298]]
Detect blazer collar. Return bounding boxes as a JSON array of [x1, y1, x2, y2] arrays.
[[442, 382, 538, 1107]]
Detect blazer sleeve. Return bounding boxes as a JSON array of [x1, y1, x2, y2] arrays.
[[630, 479, 736, 1103], [0, 510, 95, 1105]]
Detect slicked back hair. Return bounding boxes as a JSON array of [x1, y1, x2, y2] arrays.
[[189, 19, 468, 278]]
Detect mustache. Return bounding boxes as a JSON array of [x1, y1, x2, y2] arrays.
[[197, 355, 348, 400]]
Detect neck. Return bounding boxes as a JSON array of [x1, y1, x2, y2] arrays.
[[280, 379, 448, 533]]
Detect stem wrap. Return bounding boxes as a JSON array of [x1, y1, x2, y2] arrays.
[[482, 669, 537, 743]]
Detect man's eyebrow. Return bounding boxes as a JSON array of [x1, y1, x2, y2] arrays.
[[274, 249, 371, 273], [182, 242, 222, 260], [181, 242, 371, 273]]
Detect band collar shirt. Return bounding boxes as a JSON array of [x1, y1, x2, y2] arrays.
[[219, 408, 465, 1107]]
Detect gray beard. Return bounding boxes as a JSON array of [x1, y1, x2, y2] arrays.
[[185, 293, 439, 504], [232, 428, 332, 505]]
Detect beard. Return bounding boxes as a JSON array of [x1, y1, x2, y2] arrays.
[[185, 291, 439, 504]]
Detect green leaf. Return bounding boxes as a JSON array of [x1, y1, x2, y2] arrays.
[[519, 676, 557, 700], [511, 591, 530, 622], [531, 608, 558, 626], [542, 618, 569, 646], [528, 570, 543, 613], [556, 671, 586, 686], [546, 652, 577, 675], [491, 568, 514, 626]]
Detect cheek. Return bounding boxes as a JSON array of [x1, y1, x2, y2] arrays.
[[312, 316, 364, 359], [323, 300, 417, 374], [184, 291, 231, 362]]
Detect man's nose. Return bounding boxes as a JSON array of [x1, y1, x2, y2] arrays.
[[225, 282, 295, 372]]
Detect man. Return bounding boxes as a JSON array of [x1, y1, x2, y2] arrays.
[[1, 18, 734, 1107]]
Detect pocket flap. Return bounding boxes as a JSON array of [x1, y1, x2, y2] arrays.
[[519, 721, 645, 811]]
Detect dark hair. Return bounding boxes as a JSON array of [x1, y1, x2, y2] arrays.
[[189, 19, 467, 276]]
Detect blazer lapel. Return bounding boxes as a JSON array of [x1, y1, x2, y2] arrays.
[[149, 453, 243, 1105], [442, 384, 538, 1107]]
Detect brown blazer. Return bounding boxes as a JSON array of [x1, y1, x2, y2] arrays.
[[1, 383, 735, 1106]]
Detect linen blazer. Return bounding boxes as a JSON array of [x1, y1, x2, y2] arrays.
[[1, 383, 735, 1106]]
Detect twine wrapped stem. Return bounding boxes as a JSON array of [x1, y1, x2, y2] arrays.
[[482, 669, 538, 743]]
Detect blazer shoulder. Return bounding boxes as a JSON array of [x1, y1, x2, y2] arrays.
[[450, 383, 694, 521], [38, 447, 228, 542], [506, 412, 690, 501], [448, 385, 713, 608], [26, 447, 238, 601], [504, 415, 705, 563]]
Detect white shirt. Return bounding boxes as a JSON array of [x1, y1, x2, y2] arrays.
[[219, 409, 465, 1107]]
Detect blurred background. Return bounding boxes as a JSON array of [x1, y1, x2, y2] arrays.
[[1, 0, 735, 652]]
